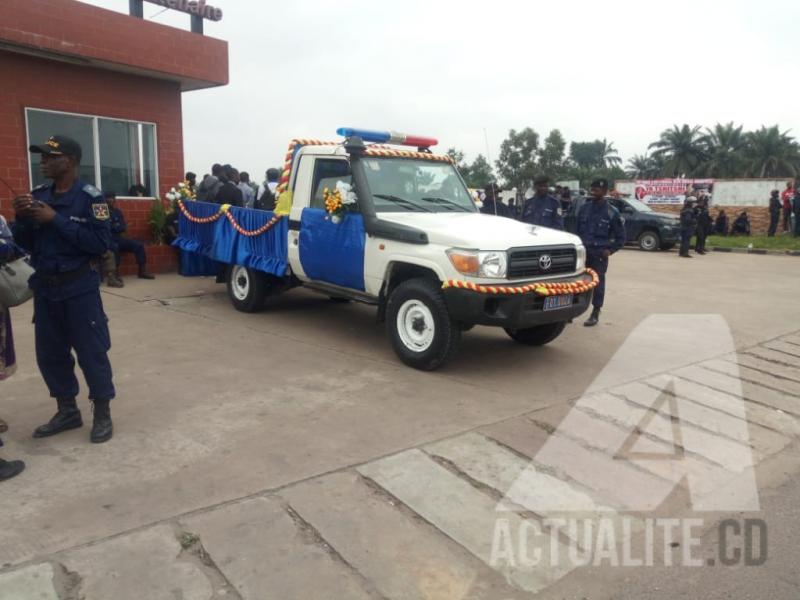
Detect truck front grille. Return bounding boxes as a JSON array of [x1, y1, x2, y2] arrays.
[[507, 245, 576, 279]]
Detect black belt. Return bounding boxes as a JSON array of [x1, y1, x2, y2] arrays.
[[41, 262, 94, 287]]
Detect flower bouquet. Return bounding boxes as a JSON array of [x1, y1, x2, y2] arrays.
[[323, 181, 357, 224], [165, 180, 196, 203]]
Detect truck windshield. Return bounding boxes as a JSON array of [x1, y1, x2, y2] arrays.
[[361, 157, 476, 213]]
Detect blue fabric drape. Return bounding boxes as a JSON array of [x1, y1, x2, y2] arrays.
[[173, 201, 288, 278], [299, 208, 365, 291]]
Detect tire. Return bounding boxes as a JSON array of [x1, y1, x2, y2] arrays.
[[504, 322, 567, 346], [386, 278, 461, 370], [637, 230, 660, 251], [227, 265, 269, 313], [328, 296, 351, 303]]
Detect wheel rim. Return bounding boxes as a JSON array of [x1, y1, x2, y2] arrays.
[[231, 266, 250, 301], [641, 234, 657, 250], [396, 299, 435, 353]]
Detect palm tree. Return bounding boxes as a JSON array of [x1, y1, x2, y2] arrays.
[[743, 126, 800, 177], [697, 122, 746, 177], [626, 154, 652, 178], [598, 138, 622, 168], [648, 124, 706, 177]]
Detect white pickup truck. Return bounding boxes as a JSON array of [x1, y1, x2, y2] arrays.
[[181, 129, 596, 370]]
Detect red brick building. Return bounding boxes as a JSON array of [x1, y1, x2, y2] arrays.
[[0, 0, 228, 273]]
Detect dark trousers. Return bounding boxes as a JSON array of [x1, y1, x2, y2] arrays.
[[784, 208, 792, 232], [768, 212, 780, 237], [680, 230, 692, 256], [694, 226, 707, 252], [114, 238, 147, 269], [586, 252, 608, 309], [34, 291, 115, 402]]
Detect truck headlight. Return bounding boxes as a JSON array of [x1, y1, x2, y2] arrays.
[[576, 244, 586, 271], [447, 249, 508, 279]]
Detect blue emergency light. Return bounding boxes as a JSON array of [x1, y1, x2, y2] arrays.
[[336, 127, 438, 148]]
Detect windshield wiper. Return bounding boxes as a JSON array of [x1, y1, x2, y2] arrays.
[[373, 194, 433, 212], [421, 196, 471, 212]]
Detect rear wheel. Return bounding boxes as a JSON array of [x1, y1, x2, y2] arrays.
[[504, 322, 567, 346], [386, 278, 461, 370], [637, 230, 660, 251], [227, 266, 269, 312]]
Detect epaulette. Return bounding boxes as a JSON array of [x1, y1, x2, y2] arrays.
[[32, 183, 49, 192], [82, 184, 103, 199]]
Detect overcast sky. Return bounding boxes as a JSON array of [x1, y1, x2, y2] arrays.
[[82, 0, 799, 181]]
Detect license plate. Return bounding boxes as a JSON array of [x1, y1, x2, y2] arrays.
[[543, 294, 573, 311]]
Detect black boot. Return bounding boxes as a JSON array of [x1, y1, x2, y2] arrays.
[[0, 458, 25, 482], [137, 267, 155, 280], [91, 400, 113, 444], [584, 307, 601, 327], [33, 398, 83, 438]]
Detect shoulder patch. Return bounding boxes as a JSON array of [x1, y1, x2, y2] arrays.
[[82, 184, 103, 199], [92, 203, 110, 221]]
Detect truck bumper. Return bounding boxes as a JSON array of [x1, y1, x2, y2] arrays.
[[442, 274, 594, 329]]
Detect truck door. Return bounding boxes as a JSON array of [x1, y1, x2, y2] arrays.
[[611, 198, 638, 241], [293, 157, 367, 291]]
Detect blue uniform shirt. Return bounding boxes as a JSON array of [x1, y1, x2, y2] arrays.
[[14, 180, 112, 299], [576, 199, 625, 253], [520, 194, 563, 229]]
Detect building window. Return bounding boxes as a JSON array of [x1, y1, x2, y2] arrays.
[[26, 108, 158, 197]]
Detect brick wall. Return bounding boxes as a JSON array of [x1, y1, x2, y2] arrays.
[[0, 0, 228, 90], [652, 205, 775, 235], [0, 51, 184, 249]]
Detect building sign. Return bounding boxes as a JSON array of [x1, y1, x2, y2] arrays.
[[633, 178, 714, 205], [144, 0, 222, 21]]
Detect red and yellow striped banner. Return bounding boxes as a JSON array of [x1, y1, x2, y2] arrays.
[[442, 268, 599, 297]]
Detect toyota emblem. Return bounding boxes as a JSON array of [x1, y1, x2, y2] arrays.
[[539, 254, 552, 270]]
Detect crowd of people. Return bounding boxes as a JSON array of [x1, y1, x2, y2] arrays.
[[195, 163, 281, 210]]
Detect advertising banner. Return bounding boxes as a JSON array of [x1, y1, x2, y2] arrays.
[[633, 179, 714, 205]]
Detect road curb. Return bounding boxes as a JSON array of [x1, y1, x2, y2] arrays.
[[711, 247, 800, 256]]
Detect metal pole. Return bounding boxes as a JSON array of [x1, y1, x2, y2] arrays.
[[129, 0, 143, 18], [191, 14, 204, 34]]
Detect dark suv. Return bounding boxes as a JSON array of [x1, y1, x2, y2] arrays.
[[564, 196, 681, 251]]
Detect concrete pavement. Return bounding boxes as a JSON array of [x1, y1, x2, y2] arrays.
[[1, 250, 799, 598]]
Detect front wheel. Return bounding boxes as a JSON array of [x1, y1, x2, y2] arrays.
[[637, 231, 660, 251], [227, 265, 269, 312], [504, 322, 567, 346], [386, 278, 461, 370]]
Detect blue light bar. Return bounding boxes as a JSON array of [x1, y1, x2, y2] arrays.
[[336, 127, 438, 147]]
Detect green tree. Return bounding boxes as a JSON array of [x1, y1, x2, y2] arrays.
[[495, 128, 539, 188], [743, 125, 800, 177], [597, 138, 622, 168], [625, 153, 664, 178], [697, 122, 747, 177], [648, 124, 706, 176], [569, 141, 604, 169], [464, 154, 494, 188], [537, 129, 567, 179]]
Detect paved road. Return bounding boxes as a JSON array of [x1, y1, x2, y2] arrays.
[[0, 251, 799, 598]]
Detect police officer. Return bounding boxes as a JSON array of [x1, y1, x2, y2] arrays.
[[12, 135, 116, 444], [694, 194, 712, 254], [479, 182, 511, 217], [679, 197, 697, 257], [520, 175, 563, 229], [576, 178, 625, 327], [768, 190, 781, 237]]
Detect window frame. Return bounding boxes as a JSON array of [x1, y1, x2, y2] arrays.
[[24, 107, 160, 199]]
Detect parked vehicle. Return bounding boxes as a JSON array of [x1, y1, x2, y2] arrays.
[[178, 128, 598, 370], [564, 195, 680, 251]]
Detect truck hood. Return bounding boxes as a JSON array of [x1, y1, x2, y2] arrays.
[[376, 212, 583, 250], [651, 212, 680, 224]]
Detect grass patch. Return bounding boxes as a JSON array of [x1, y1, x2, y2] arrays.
[[702, 235, 800, 251]]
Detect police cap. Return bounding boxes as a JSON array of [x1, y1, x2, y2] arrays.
[[534, 175, 549, 185], [590, 178, 609, 190], [29, 135, 82, 162]]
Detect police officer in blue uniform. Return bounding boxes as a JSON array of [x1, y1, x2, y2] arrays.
[[12, 135, 116, 443], [479, 182, 511, 217], [576, 179, 625, 327], [520, 175, 563, 229]]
